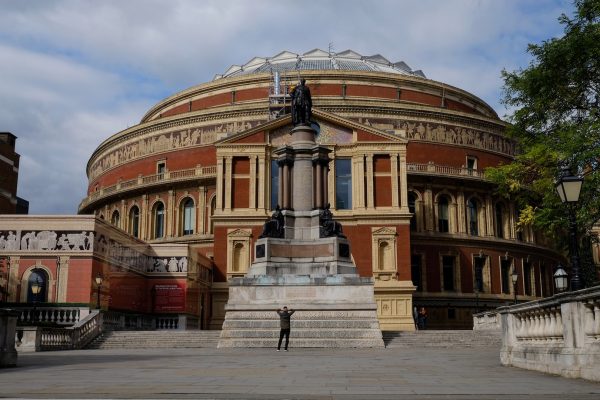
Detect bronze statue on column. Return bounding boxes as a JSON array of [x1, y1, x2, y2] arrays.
[[291, 78, 312, 126]]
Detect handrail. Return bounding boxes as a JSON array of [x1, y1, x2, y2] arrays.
[[79, 165, 217, 211], [38, 310, 103, 351]]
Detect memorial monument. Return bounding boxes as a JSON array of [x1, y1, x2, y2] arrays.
[[218, 80, 384, 348]]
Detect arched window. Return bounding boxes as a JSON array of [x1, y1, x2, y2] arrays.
[[467, 198, 478, 236], [111, 210, 120, 227], [378, 241, 392, 270], [408, 192, 417, 232], [438, 196, 449, 233], [129, 206, 140, 238], [495, 203, 504, 238], [181, 198, 195, 236], [27, 269, 48, 303], [153, 202, 165, 239]]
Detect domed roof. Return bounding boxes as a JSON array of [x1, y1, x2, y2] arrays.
[[214, 49, 426, 80]]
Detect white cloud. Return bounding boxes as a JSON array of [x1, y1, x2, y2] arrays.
[[0, 0, 574, 213]]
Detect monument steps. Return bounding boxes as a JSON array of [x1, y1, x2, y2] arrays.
[[217, 338, 385, 348], [220, 328, 383, 339], [86, 330, 221, 349], [222, 319, 380, 329], [383, 330, 502, 348]]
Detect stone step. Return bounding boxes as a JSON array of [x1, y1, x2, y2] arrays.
[[220, 328, 383, 339], [382, 330, 502, 348], [86, 330, 221, 349], [222, 319, 380, 329], [217, 338, 385, 348]]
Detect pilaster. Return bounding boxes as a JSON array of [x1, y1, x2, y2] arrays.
[[391, 154, 399, 208], [224, 157, 233, 211], [399, 151, 408, 211], [456, 191, 466, 234], [249, 155, 257, 209], [198, 186, 207, 234], [56, 256, 70, 303], [424, 186, 434, 231], [257, 155, 266, 210], [216, 157, 224, 211], [366, 154, 374, 209], [485, 195, 494, 237], [7, 256, 19, 302]]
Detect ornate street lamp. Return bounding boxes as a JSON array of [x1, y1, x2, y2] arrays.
[[553, 264, 569, 293], [555, 167, 584, 291], [511, 268, 519, 305], [95, 274, 103, 310], [31, 278, 42, 322]]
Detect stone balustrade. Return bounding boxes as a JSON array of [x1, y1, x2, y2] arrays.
[[406, 162, 485, 180], [16, 306, 88, 326], [472, 311, 500, 331], [37, 310, 102, 351], [79, 165, 217, 211], [499, 285, 600, 381]]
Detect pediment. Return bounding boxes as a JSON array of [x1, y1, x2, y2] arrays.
[[371, 227, 397, 236], [227, 228, 252, 237], [217, 108, 407, 146]]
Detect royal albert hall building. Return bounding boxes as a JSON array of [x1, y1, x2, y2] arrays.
[[75, 49, 564, 330]]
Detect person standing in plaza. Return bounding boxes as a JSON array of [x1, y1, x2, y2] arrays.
[[417, 306, 428, 330], [276, 306, 295, 351]]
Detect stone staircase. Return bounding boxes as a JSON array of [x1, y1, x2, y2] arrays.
[[383, 330, 502, 348], [86, 330, 221, 349], [218, 310, 384, 348]]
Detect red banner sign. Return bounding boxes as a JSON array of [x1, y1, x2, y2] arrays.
[[153, 284, 185, 312]]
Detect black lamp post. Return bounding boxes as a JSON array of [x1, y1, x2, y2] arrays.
[[31, 278, 42, 322], [555, 167, 584, 291], [511, 268, 519, 305], [553, 264, 569, 293], [95, 274, 103, 310]]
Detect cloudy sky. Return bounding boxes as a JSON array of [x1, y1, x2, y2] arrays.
[[0, 0, 572, 214]]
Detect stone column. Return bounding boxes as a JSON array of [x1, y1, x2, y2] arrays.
[[354, 155, 365, 209], [56, 256, 70, 303], [224, 157, 233, 211], [249, 155, 257, 209], [290, 129, 314, 211], [168, 190, 175, 237], [277, 161, 283, 209], [391, 153, 399, 208], [485, 195, 494, 237], [282, 162, 290, 209], [424, 186, 434, 231], [366, 154, 374, 209], [7, 256, 19, 302], [141, 194, 149, 240], [315, 162, 323, 209], [456, 191, 466, 234], [399, 152, 409, 211], [509, 202, 516, 239], [198, 186, 207, 234], [323, 162, 329, 207], [120, 200, 126, 230], [216, 157, 224, 211], [257, 155, 266, 210]]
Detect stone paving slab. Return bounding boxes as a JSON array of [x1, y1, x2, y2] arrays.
[[1, 346, 599, 399]]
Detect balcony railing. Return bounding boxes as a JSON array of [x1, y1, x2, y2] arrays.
[[79, 165, 217, 211], [407, 162, 486, 179]]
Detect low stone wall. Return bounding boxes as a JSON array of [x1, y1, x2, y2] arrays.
[[499, 286, 600, 381], [473, 311, 501, 331], [0, 309, 19, 367]]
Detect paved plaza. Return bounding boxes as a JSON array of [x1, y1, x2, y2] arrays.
[[1, 346, 600, 399]]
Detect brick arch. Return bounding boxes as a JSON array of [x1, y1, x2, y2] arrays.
[[20, 265, 54, 303]]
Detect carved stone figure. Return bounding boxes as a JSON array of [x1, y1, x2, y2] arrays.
[[259, 206, 285, 238], [320, 203, 345, 238], [177, 257, 188, 272], [290, 78, 312, 126]]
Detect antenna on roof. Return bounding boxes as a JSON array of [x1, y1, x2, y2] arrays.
[[328, 42, 335, 56]]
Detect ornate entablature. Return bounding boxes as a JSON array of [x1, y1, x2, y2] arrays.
[[89, 118, 266, 181], [353, 117, 515, 157], [0, 230, 93, 251]]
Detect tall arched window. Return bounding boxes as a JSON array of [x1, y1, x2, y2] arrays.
[[27, 269, 48, 303], [438, 196, 449, 233], [495, 203, 504, 238], [408, 192, 417, 232], [129, 206, 140, 238], [111, 210, 120, 227], [467, 198, 478, 236], [181, 198, 195, 236], [153, 202, 165, 239]]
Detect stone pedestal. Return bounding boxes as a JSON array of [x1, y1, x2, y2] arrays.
[[218, 122, 383, 348], [0, 309, 20, 367]]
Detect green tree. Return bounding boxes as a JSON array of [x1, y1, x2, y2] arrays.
[[487, 0, 600, 285]]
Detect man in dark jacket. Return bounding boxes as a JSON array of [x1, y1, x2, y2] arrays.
[[276, 306, 295, 351]]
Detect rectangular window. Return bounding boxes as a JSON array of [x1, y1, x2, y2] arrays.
[[335, 159, 352, 210], [466, 156, 477, 175], [157, 162, 166, 175], [270, 160, 279, 210], [411, 254, 422, 292], [501, 259, 511, 294], [523, 261, 532, 296], [442, 256, 455, 291]]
